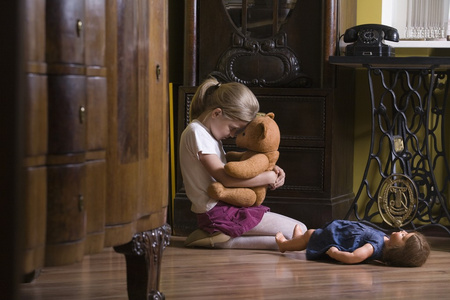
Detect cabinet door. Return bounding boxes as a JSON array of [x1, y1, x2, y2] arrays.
[[47, 75, 86, 155], [46, 0, 85, 65], [105, 0, 169, 246], [145, 0, 169, 215]]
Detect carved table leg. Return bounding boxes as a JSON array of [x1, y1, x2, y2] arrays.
[[114, 224, 171, 300]]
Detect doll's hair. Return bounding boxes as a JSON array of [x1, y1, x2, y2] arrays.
[[382, 232, 430, 267], [189, 77, 259, 122]]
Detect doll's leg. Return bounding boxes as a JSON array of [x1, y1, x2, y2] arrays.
[[292, 224, 303, 238], [275, 229, 315, 253]]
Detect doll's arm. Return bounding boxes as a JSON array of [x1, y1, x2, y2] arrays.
[[326, 243, 374, 264]]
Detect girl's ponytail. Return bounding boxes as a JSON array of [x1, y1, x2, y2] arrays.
[[189, 77, 259, 122], [189, 77, 220, 121]]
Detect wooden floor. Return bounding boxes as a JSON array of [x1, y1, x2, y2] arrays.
[[20, 236, 450, 300]]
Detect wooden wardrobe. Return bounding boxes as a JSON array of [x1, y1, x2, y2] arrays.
[[173, 0, 356, 234], [20, 0, 170, 298]]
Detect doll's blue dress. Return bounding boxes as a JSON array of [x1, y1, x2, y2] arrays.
[[306, 220, 387, 261]]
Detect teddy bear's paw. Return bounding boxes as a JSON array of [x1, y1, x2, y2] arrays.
[[253, 187, 268, 206], [207, 182, 226, 199], [208, 183, 257, 207]]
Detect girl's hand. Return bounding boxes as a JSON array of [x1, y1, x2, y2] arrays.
[[269, 165, 285, 190]]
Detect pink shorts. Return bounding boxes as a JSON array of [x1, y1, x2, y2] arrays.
[[197, 201, 270, 237]]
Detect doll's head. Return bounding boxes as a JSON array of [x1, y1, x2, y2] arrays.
[[382, 232, 430, 267]]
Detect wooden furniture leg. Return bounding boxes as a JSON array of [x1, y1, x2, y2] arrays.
[[114, 224, 171, 300]]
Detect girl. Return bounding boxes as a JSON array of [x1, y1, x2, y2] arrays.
[[275, 219, 430, 267], [179, 77, 307, 249]]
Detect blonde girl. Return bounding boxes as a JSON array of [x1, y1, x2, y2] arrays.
[[180, 77, 307, 249]]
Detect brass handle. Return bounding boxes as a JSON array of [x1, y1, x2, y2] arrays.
[[156, 65, 161, 81], [78, 194, 84, 212], [76, 19, 83, 37], [79, 106, 86, 124]]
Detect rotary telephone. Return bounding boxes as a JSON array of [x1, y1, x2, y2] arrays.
[[344, 24, 399, 57]]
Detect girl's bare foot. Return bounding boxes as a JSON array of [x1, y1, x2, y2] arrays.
[[275, 232, 288, 253]]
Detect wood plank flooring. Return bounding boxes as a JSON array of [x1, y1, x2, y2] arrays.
[[20, 236, 450, 299]]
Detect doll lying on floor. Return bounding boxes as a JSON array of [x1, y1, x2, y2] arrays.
[[275, 219, 430, 267]]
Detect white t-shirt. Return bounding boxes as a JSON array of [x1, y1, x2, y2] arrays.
[[179, 120, 226, 213]]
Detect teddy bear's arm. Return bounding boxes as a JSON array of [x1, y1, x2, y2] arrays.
[[225, 151, 244, 162], [225, 153, 270, 179]]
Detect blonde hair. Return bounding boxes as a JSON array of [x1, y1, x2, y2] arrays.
[[189, 77, 259, 122], [382, 232, 430, 267]]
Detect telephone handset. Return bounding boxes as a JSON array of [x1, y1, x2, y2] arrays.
[[343, 24, 399, 57]]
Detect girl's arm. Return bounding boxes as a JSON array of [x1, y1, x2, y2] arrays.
[[199, 152, 277, 188], [325, 243, 374, 264]]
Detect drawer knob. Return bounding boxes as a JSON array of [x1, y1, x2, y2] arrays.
[[79, 105, 86, 124], [78, 194, 84, 212], [76, 19, 83, 37]]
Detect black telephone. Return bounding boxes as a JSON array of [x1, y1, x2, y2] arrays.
[[343, 24, 399, 57]]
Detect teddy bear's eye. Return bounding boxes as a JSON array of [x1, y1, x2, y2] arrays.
[[242, 132, 246, 136]]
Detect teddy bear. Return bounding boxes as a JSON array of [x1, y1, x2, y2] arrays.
[[207, 112, 280, 207]]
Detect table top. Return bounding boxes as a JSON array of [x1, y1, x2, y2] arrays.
[[329, 56, 450, 69]]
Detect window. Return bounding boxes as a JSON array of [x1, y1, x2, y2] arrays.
[[382, 0, 450, 41]]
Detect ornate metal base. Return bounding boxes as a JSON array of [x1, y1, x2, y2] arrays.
[[345, 64, 450, 235], [114, 224, 171, 300]]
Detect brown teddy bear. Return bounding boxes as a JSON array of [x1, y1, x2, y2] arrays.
[[207, 112, 280, 207]]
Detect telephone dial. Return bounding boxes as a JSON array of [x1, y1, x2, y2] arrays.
[[344, 24, 399, 57]]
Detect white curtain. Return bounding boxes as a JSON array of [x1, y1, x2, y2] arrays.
[[405, 0, 449, 40]]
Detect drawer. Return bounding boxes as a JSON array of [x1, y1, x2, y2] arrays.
[[23, 166, 47, 273], [47, 75, 86, 154], [279, 147, 325, 192], [46, 163, 86, 244], [84, 159, 106, 253], [24, 0, 46, 64], [258, 94, 326, 146], [24, 74, 48, 158], [46, 0, 85, 65], [86, 76, 107, 151]]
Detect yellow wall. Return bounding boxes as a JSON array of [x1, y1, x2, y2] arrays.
[[356, 0, 382, 24]]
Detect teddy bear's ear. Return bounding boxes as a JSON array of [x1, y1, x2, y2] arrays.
[[258, 122, 268, 139], [266, 112, 275, 119]]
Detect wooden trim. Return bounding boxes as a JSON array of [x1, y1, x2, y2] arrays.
[[184, 0, 197, 86]]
